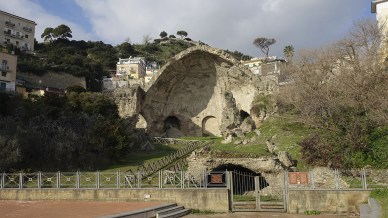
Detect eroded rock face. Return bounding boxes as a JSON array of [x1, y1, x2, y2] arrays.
[[112, 85, 145, 118], [142, 45, 260, 137]]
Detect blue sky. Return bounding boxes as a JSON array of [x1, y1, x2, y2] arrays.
[[0, 0, 376, 57], [30, 0, 92, 32]]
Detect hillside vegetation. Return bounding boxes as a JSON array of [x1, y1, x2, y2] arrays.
[[279, 19, 388, 169], [10, 26, 251, 91]]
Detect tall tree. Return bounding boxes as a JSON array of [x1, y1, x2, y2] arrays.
[[159, 31, 168, 38], [176, 30, 188, 39], [253, 37, 276, 58], [52, 24, 72, 40], [41, 27, 54, 42], [283, 45, 295, 62]]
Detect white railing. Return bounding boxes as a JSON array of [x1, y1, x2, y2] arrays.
[[0, 169, 220, 189]]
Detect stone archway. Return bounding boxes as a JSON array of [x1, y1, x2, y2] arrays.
[[164, 116, 181, 131], [202, 116, 220, 136], [141, 45, 260, 137], [213, 164, 269, 192]]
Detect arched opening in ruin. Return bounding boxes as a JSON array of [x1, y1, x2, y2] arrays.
[[164, 116, 181, 131], [213, 164, 268, 194], [202, 116, 219, 136], [240, 110, 250, 122]]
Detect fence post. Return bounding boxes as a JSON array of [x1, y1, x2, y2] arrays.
[[310, 170, 315, 189], [158, 170, 161, 189], [19, 172, 23, 189], [57, 171, 60, 188], [38, 172, 41, 189], [1, 173, 4, 189], [116, 171, 120, 189], [363, 168, 368, 189], [335, 169, 339, 189], [181, 171, 184, 189], [137, 171, 141, 188], [204, 168, 208, 188], [76, 171, 80, 189], [96, 171, 100, 189]]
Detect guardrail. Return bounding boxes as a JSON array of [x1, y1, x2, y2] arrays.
[[0, 170, 223, 189]]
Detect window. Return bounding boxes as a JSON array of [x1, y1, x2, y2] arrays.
[[16, 41, 19, 45], [1, 71, 6, 77], [25, 34, 28, 38], [0, 82, 6, 91]]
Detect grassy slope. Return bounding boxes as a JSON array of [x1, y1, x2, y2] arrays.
[[208, 114, 314, 170], [105, 114, 315, 172], [102, 143, 183, 172], [256, 114, 314, 170]]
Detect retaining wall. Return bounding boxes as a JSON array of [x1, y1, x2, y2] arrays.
[[0, 188, 229, 212], [288, 189, 371, 214]]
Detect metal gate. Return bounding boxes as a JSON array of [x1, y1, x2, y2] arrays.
[[230, 170, 287, 212]]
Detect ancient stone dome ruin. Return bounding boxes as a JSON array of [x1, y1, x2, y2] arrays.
[[141, 45, 261, 137]]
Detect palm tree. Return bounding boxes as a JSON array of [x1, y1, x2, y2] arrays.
[[283, 45, 295, 62]]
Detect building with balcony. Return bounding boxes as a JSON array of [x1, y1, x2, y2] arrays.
[[0, 10, 37, 51], [116, 57, 146, 80], [0, 51, 17, 94]]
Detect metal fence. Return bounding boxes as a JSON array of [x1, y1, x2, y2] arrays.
[[0, 170, 222, 189], [287, 168, 388, 190]]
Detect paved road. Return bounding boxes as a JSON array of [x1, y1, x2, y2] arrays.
[[0, 200, 162, 218]]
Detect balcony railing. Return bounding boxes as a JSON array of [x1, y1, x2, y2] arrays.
[[5, 21, 15, 27], [1, 66, 10, 72], [23, 26, 33, 32]]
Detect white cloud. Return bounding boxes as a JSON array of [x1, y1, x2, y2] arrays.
[[75, 0, 374, 58], [1, 0, 375, 58]]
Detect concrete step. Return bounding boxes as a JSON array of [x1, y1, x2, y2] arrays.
[[158, 208, 190, 218], [101, 203, 176, 218], [157, 205, 189, 218]]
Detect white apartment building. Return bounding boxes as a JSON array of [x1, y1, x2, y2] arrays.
[[0, 10, 36, 51], [0, 51, 17, 94], [116, 57, 146, 79]]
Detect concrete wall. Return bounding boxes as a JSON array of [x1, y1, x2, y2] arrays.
[[288, 189, 371, 214], [0, 188, 229, 212]]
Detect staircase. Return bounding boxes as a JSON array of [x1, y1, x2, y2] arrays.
[[156, 204, 190, 218], [126, 138, 213, 178]]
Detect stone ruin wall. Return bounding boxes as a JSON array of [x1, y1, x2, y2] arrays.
[[112, 45, 281, 137]]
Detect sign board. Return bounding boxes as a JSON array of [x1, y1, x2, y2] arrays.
[[210, 174, 223, 184], [288, 172, 309, 185]]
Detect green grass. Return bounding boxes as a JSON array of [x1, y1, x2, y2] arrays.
[[256, 114, 317, 170], [102, 143, 183, 172], [103, 114, 316, 172], [200, 114, 316, 169], [211, 137, 270, 157], [371, 188, 388, 217]]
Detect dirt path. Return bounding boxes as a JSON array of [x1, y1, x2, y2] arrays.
[[0, 200, 162, 218]]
